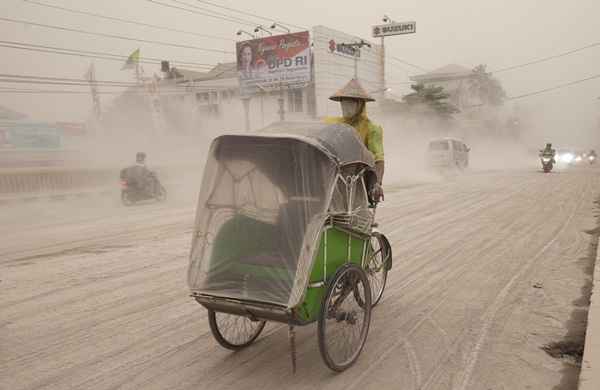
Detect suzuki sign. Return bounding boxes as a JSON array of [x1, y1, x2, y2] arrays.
[[372, 21, 416, 38]]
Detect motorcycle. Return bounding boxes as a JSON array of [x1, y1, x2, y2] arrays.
[[589, 155, 596, 165], [121, 171, 167, 206], [540, 154, 554, 173]]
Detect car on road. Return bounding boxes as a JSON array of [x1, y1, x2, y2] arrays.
[[555, 148, 576, 165], [427, 138, 470, 169], [556, 148, 588, 165]]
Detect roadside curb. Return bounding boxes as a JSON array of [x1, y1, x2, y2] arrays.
[[0, 188, 114, 206], [579, 226, 600, 389]]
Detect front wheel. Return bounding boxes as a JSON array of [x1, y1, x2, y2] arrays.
[[208, 310, 266, 350], [318, 264, 372, 372]]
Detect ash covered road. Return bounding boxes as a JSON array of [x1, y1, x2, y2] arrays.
[[2, 167, 599, 390]]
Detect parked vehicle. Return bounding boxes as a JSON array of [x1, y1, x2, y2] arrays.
[[427, 138, 470, 169]]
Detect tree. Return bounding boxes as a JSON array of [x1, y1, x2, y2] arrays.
[[402, 83, 460, 119], [468, 64, 506, 106]]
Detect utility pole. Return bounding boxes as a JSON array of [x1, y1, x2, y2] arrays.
[[84, 62, 101, 120], [373, 16, 417, 101], [380, 35, 386, 101]]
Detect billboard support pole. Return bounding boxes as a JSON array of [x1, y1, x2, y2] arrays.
[[261, 92, 265, 127], [242, 97, 251, 131], [278, 83, 285, 121]]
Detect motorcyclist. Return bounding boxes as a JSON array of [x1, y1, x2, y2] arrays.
[[325, 78, 385, 202], [539, 143, 556, 162], [121, 152, 153, 194]]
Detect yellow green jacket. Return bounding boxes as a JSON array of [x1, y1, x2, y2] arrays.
[[324, 110, 384, 162]]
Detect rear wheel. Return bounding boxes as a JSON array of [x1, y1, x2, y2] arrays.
[[155, 185, 167, 202], [121, 191, 134, 206], [208, 310, 265, 350], [318, 264, 371, 372]]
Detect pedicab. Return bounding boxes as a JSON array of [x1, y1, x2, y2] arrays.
[[187, 121, 392, 372]]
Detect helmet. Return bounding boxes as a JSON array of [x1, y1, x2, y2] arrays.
[[329, 78, 375, 102], [136, 152, 146, 163]]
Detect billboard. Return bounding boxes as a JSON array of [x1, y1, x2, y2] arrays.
[[236, 31, 311, 96]]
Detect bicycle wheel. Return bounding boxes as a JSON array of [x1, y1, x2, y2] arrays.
[[318, 264, 372, 372], [155, 185, 167, 202], [208, 310, 266, 351], [365, 233, 390, 307]]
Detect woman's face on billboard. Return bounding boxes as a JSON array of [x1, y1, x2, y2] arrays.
[[241, 46, 252, 68]]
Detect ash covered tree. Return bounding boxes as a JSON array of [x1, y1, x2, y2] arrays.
[[468, 64, 506, 106], [402, 83, 460, 119]]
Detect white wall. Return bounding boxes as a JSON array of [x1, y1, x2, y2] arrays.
[[312, 25, 384, 118]]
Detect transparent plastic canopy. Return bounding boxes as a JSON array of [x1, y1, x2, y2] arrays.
[[187, 122, 375, 308]]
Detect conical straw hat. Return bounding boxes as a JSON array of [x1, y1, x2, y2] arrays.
[[329, 78, 375, 102]]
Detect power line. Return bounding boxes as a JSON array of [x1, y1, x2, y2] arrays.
[[192, 0, 306, 30], [0, 79, 226, 91], [22, 0, 235, 42], [507, 73, 600, 101], [388, 56, 429, 72], [0, 16, 234, 55], [0, 73, 232, 91], [0, 88, 220, 95], [0, 73, 140, 86], [0, 78, 140, 88], [144, 0, 256, 28], [169, 0, 265, 26], [493, 41, 600, 74], [0, 41, 214, 69]]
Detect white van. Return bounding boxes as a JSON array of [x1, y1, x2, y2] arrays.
[[427, 138, 470, 169]]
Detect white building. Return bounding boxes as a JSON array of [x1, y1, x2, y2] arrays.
[[410, 64, 478, 110]]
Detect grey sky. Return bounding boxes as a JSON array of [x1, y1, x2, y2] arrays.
[[1, 0, 599, 141]]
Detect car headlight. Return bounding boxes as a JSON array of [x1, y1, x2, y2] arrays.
[[575, 156, 582, 162], [562, 153, 574, 162], [542, 157, 551, 162]]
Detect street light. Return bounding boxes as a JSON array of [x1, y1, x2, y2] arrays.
[[236, 30, 256, 39], [254, 25, 272, 36], [270, 22, 291, 33], [370, 87, 391, 94]]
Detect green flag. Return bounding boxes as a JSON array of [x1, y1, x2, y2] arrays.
[[121, 48, 140, 70]]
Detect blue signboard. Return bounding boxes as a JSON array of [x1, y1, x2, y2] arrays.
[[0, 121, 62, 149]]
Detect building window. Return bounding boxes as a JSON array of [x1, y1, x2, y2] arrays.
[[287, 89, 303, 113], [196, 92, 209, 103]]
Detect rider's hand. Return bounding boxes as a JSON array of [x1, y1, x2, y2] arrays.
[[371, 183, 384, 203]]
